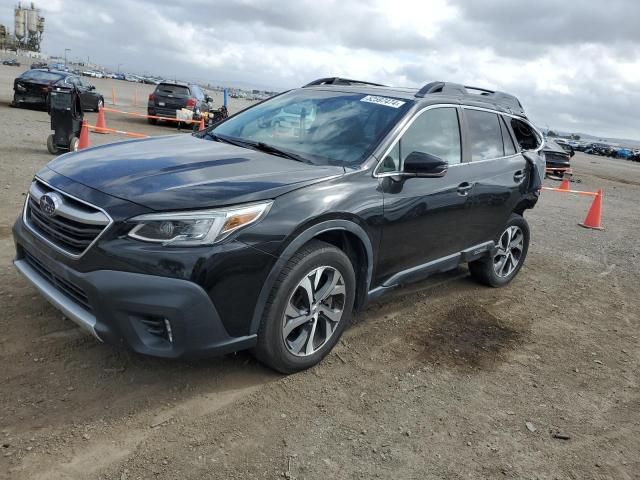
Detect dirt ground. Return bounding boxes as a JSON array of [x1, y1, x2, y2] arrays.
[[0, 64, 638, 480]]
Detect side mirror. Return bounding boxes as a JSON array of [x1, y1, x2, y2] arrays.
[[205, 95, 213, 103], [404, 151, 448, 177], [569, 149, 575, 158], [88, 85, 95, 91]]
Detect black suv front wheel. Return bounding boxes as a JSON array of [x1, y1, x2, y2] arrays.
[[253, 240, 356, 373], [469, 214, 530, 287]]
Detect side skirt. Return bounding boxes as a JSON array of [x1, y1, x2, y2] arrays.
[[366, 241, 495, 302]]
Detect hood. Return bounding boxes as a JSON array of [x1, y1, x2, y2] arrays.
[[45, 135, 343, 211]]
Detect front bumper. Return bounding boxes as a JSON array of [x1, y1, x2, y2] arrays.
[[13, 243, 257, 359]]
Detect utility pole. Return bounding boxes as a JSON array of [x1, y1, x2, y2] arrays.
[[64, 48, 71, 66]]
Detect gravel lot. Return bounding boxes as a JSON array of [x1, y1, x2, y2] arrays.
[[0, 64, 638, 480]]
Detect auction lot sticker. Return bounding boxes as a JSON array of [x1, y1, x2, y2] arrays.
[[360, 95, 406, 108]]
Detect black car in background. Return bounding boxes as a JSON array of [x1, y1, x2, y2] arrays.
[[147, 81, 211, 123], [3, 59, 21, 66], [12, 69, 104, 112], [30, 61, 48, 69], [543, 138, 573, 177], [12, 78, 545, 373]]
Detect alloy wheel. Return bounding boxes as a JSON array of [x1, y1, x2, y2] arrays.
[[282, 266, 346, 357], [493, 225, 524, 278]]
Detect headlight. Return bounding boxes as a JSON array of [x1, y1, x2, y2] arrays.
[[127, 201, 272, 246]]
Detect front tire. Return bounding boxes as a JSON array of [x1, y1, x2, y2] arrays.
[[253, 240, 356, 373], [469, 214, 530, 287]]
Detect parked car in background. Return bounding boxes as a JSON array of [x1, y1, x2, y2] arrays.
[[30, 61, 48, 69], [543, 138, 573, 177], [2, 59, 21, 66], [12, 69, 105, 112], [616, 148, 632, 159], [12, 77, 544, 373], [49, 63, 69, 72], [147, 81, 211, 123]]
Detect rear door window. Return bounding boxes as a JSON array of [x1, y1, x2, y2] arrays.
[[465, 109, 505, 161]]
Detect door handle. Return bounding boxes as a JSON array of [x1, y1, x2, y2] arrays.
[[513, 170, 525, 183], [457, 182, 473, 195]]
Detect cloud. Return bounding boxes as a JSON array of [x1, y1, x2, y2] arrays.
[[1, 0, 638, 138]]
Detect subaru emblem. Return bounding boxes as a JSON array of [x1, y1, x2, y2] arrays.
[[39, 193, 61, 217]]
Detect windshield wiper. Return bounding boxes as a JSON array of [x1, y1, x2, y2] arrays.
[[250, 142, 309, 163], [204, 133, 309, 164], [204, 132, 250, 149]]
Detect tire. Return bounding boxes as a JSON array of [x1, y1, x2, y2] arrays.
[[469, 214, 530, 287], [69, 136, 79, 152], [252, 240, 356, 373], [46, 134, 59, 154], [94, 97, 104, 112]]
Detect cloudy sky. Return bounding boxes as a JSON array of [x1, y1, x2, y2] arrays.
[[2, 0, 639, 139]]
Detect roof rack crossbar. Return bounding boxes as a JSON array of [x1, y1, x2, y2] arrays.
[[303, 77, 387, 88]]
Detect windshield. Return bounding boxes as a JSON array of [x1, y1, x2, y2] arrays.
[[209, 89, 412, 166]]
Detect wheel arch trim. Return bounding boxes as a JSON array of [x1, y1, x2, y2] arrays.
[[248, 220, 374, 335]]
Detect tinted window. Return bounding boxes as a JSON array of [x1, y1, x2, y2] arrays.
[[465, 109, 504, 160], [157, 84, 190, 96], [379, 107, 461, 173], [213, 90, 411, 166], [20, 70, 64, 83], [500, 117, 517, 155]]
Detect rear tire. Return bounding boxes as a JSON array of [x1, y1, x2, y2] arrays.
[[469, 214, 530, 287], [252, 240, 356, 374], [46, 134, 59, 154]]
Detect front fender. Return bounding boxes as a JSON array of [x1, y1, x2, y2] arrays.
[[247, 219, 374, 335]]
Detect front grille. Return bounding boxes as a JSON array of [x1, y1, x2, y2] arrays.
[[23, 250, 92, 313], [24, 179, 111, 257]]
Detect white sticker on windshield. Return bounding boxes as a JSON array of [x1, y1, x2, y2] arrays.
[[360, 95, 405, 108]]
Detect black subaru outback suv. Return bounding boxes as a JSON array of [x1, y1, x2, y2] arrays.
[[12, 77, 544, 373]]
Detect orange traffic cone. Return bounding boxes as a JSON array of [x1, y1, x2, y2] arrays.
[[198, 118, 205, 131], [95, 105, 107, 134], [559, 174, 570, 191], [579, 189, 604, 230], [78, 120, 90, 150]]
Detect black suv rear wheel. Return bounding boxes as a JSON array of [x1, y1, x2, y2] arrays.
[[469, 214, 530, 287], [253, 240, 356, 373]]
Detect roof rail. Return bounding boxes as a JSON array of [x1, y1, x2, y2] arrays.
[[303, 77, 387, 88], [415, 81, 525, 115]]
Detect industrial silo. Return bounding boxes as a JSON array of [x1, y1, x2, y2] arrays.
[[14, 5, 25, 41]]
